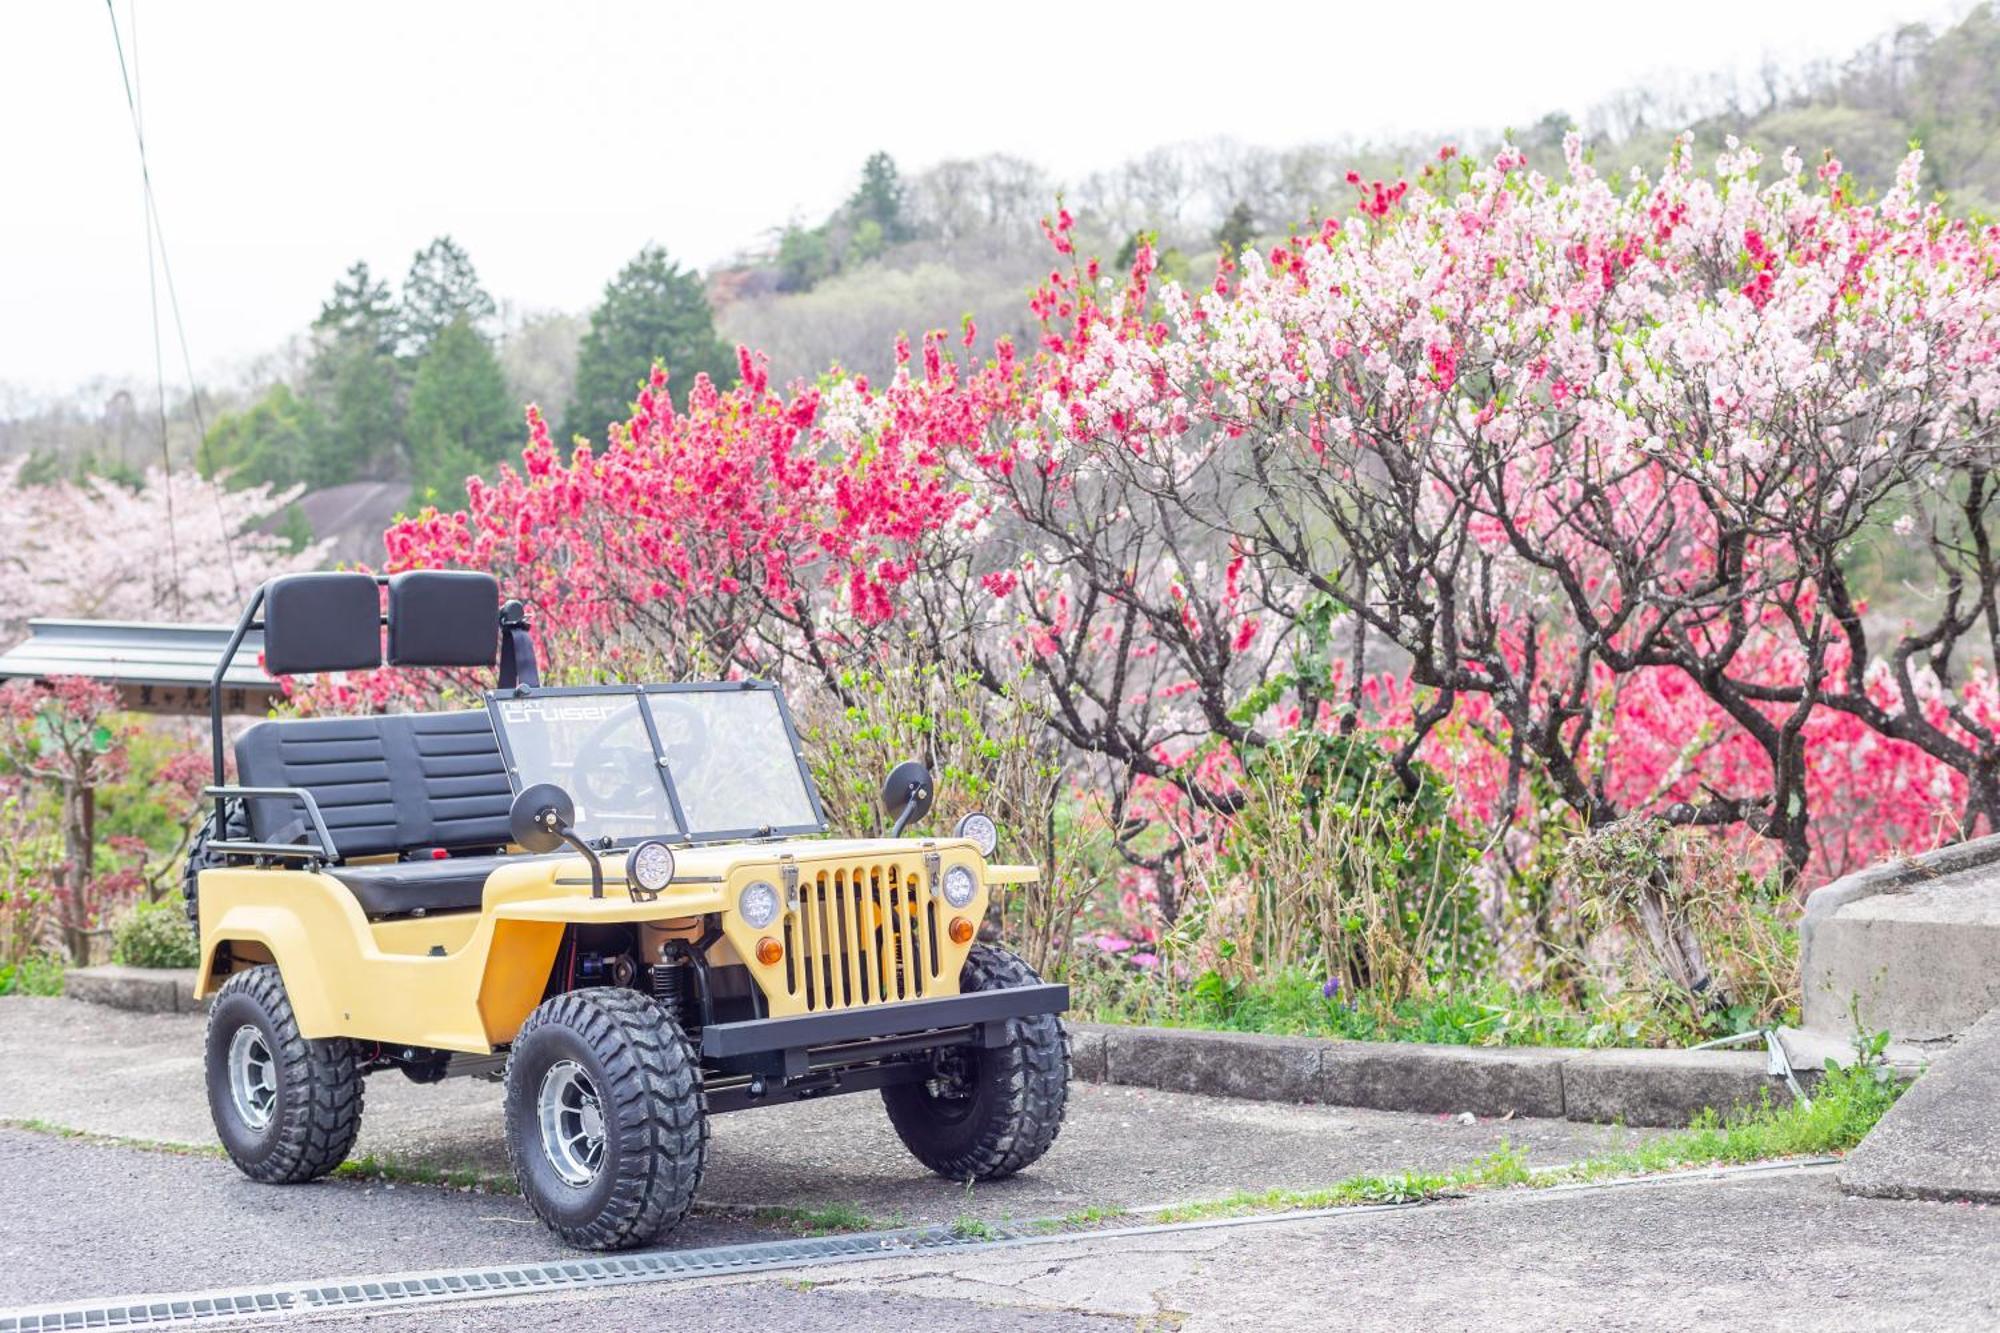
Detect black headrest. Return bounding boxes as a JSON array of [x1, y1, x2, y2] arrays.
[[387, 570, 499, 668], [261, 573, 382, 676]]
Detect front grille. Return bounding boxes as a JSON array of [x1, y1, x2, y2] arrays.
[[780, 861, 945, 1012]]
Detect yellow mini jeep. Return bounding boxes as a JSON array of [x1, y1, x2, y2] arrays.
[[186, 571, 1069, 1249]]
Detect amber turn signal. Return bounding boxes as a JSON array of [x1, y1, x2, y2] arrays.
[[948, 917, 975, 944], [755, 937, 784, 966]]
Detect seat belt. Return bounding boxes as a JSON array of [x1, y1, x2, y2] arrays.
[[498, 600, 540, 689]]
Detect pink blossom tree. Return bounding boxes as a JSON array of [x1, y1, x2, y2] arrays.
[[986, 135, 2000, 900], [0, 462, 330, 642]]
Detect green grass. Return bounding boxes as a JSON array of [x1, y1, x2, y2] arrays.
[[0, 1121, 518, 1194], [1146, 1060, 1902, 1225], [1026, 1203, 1133, 1235], [0, 1117, 223, 1158], [750, 1202, 886, 1235], [334, 1153, 513, 1194], [1071, 963, 1790, 1050], [949, 1215, 999, 1240]]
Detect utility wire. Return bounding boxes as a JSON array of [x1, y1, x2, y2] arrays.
[[110, 0, 184, 619], [104, 0, 244, 607]]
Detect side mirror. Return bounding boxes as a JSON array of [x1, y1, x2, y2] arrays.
[[509, 783, 603, 899], [509, 783, 576, 852], [881, 760, 935, 838]]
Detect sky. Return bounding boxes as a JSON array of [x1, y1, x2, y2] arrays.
[[0, 0, 1947, 401]]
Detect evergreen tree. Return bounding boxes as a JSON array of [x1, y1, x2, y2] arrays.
[[315, 340, 403, 484], [306, 259, 406, 483], [846, 151, 912, 243], [400, 236, 497, 357], [197, 383, 327, 489], [776, 222, 831, 292], [405, 319, 519, 505], [563, 245, 735, 440], [313, 261, 399, 356], [1214, 200, 1256, 258]]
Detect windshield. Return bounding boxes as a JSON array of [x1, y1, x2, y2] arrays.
[[486, 683, 824, 844]]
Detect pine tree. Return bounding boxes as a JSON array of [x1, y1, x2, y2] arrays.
[[1214, 200, 1256, 258], [563, 245, 735, 441], [846, 151, 912, 244], [313, 261, 399, 356], [316, 340, 403, 485], [400, 236, 497, 357], [405, 319, 519, 505], [306, 259, 407, 483]]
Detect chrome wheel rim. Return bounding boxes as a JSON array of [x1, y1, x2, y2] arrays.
[[537, 1059, 606, 1187], [227, 1024, 277, 1130]]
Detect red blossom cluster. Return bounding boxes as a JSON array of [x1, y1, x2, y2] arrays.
[[379, 342, 1019, 681]]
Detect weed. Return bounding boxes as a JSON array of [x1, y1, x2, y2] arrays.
[[949, 1215, 999, 1240], [1144, 1063, 1899, 1226], [0, 954, 66, 997], [333, 1154, 511, 1194], [751, 1202, 882, 1235]]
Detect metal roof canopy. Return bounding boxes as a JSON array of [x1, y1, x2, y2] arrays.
[[0, 618, 279, 715]]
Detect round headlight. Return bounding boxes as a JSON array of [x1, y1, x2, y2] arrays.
[[738, 879, 782, 929], [625, 840, 676, 897], [953, 811, 999, 857], [941, 864, 978, 909]]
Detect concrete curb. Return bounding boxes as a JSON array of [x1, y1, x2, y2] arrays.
[[57, 971, 1797, 1128], [64, 965, 207, 1016], [1067, 1021, 1809, 1127]]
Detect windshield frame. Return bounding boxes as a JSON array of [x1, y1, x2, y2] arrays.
[[484, 680, 828, 846]]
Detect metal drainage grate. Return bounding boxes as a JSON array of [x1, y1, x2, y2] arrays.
[[0, 1157, 1841, 1331], [0, 1225, 1008, 1331]]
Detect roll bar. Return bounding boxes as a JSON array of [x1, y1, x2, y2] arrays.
[[208, 572, 538, 838]]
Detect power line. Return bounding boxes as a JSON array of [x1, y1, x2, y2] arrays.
[[103, 0, 244, 606]]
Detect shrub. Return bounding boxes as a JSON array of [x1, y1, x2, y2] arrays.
[[1168, 730, 1482, 1004], [0, 783, 60, 967], [0, 954, 64, 996], [1562, 821, 1800, 1036], [111, 896, 199, 970]]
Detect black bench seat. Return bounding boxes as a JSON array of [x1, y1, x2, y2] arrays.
[[233, 709, 529, 919]]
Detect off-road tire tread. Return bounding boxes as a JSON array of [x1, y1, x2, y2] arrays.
[[181, 799, 246, 929], [504, 987, 708, 1250], [883, 944, 1069, 1182], [208, 964, 364, 1183]]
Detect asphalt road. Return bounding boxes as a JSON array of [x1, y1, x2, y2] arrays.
[[5, 1135, 1994, 1331]]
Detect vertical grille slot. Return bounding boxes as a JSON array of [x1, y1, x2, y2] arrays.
[[813, 873, 837, 1007], [850, 867, 872, 1003]]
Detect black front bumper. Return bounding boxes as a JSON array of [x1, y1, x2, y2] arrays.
[[700, 982, 1068, 1079]]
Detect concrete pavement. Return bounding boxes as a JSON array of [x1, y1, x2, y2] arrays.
[[0, 998, 1659, 1229], [1843, 1005, 2000, 1204], [5, 1132, 1994, 1330]]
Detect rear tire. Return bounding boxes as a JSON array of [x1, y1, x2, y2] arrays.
[[205, 964, 364, 1183], [181, 799, 247, 929], [883, 945, 1069, 1182], [503, 987, 708, 1250]]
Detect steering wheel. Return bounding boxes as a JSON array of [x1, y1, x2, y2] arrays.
[[568, 707, 668, 812]]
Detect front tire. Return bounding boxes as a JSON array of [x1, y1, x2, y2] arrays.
[[883, 945, 1069, 1182], [205, 964, 364, 1183], [503, 987, 707, 1250]]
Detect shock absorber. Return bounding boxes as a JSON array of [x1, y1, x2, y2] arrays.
[[651, 958, 687, 1028]]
